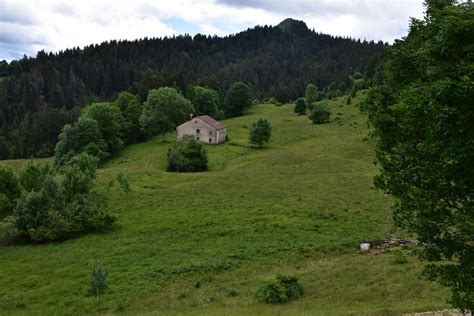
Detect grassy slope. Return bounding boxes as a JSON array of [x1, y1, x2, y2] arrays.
[[0, 93, 449, 315]]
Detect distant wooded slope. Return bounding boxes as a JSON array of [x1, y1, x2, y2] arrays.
[[0, 18, 386, 159]]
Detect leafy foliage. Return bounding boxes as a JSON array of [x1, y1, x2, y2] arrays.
[[308, 103, 331, 124], [0, 165, 20, 215], [54, 118, 108, 167], [140, 87, 194, 139], [0, 21, 384, 159], [167, 138, 208, 172], [224, 82, 252, 117], [304, 83, 319, 106], [1, 153, 115, 243], [186, 86, 224, 119], [256, 274, 304, 304], [249, 118, 272, 148], [117, 172, 131, 194], [366, 1, 474, 310], [88, 264, 108, 299], [18, 160, 53, 192], [294, 98, 307, 115], [113, 92, 143, 145], [81, 102, 125, 156]]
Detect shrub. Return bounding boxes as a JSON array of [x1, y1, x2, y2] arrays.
[[308, 103, 331, 124], [19, 161, 53, 193], [391, 249, 409, 265], [88, 264, 108, 299], [0, 164, 21, 214], [294, 98, 307, 115], [256, 274, 304, 304], [1, 154, 115, 243], [117, 172, 131, 193], [54, 118, 108, 167], [0, 216, 18, 244], [167, 138, 208, 172]]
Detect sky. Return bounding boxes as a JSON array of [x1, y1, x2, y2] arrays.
[[0, 0, 425, 61]]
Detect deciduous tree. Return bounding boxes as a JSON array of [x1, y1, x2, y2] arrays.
[[249, 118, 272, 148], [366, 0, 474, 310], [140, 87, 194, 140], [224, 82, 252, 117]]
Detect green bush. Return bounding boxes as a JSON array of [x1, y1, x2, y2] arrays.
[[1, 153, 115, 243], [391, 249, 409, 265], [294, 98, 307, 115], [88, 264, 108, 299], [0, 164, 21, 214], [19, 161, 53, 193], [256, 274, 304, 304], [54, 118, 108, 167], [249, 118, 272, 148], [308, 103, 331, 124], [167, 138, 208, 172], [117, 172, 131, 193]]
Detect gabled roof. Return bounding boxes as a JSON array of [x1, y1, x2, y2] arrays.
[[197, 115, 226, 130]]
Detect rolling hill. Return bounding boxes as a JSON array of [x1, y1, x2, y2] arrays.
[[0, 94, 449, 314]]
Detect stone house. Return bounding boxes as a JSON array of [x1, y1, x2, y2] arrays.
[[176, 115, 226, 144]]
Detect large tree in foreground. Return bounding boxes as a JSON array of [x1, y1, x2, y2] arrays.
[[366, 0, 474, 310]]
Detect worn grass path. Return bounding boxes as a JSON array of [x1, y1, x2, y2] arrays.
[[0, 93, 449, 315]]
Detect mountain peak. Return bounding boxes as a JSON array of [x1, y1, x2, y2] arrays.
[[277, 18, 310, 36]]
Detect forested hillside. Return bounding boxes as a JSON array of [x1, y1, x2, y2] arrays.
[[0, 19, 385, 159]]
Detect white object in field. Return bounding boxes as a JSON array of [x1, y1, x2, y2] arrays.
[[360, 243, 370, 251]]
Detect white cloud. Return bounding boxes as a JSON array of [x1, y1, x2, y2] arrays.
[[0, 0, 425, 61]]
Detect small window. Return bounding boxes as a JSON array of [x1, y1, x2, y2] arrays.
[[194, 120, 198, 124], [209, 130, 213, 136], [209, 138, 212, 143], [196, 129, 200, 134]]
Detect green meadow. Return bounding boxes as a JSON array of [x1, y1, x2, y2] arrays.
[[0, 93, 449, 315]]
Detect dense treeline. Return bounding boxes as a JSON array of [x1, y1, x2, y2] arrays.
[[0, 19, 385, 159]]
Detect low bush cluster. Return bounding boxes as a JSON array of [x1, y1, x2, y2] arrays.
[[309, 102, 331, 124], [167, 138, 208, 172], [256, 274, 304, 304], [294, 98, 307, 115], [0, 153, 115, 243]]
